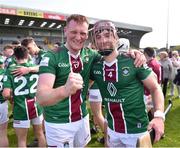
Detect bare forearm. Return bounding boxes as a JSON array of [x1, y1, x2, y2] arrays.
[[96, 114, 106, 132], [151, 86, 164, 112], [36, 72, 83, 106], [90, 102, 105, 131], [29, 66, 39, 73]]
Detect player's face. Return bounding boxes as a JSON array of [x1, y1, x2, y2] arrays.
[[94, 29, 116, 51], [65, 20, 88, 54], [27, 41, 37, 56], [3, 48, 14, 58]]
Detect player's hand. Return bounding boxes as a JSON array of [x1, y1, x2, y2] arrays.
[[64, 72, 83, 96], [11, 66, 30, 77], [147, 117, 164, 143], [124, 49, 146, 67]]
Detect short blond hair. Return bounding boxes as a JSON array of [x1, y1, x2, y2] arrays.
[[172, 50, 179, 56], [159, 51, 168, 58]]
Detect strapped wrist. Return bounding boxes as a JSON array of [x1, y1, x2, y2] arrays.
[[154, 110, 165, 122]]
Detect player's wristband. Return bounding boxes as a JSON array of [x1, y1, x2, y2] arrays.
[[154, 110, 165, 122]]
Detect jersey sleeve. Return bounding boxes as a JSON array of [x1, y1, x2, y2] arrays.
[[39, 51, 56, 75], [3, 70, 12, 89], [136, 64, 152, 81]]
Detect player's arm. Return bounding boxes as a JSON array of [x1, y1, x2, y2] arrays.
[[2, 88, 12, 100], [28, 65, 39, 73], [122, 49, 146, 67], [36, 72, 83, 106], [11, 65, 39, 77], [142, 72, 164, 143], [90, 101, 105, 131]]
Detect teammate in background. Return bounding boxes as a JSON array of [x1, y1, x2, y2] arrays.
[[3, 41, 21, 69], [11, 37, 47, 77], [144, 47, 161, 120], [2, 46, 46, 147], [3, 44, 16, 120], [52, 42, 61, 52], [87, 41, 105, 144], [90, 20, 164, 147], [36, 14, 146, 147], [2, 44, 14, 68], [0, 56, 8, 147], [11, 40, 21, 48], [89, 81, 106, 144], [20, 37, 47, 146]]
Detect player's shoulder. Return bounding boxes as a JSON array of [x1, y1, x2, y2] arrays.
[[117, 53, 134, 64]]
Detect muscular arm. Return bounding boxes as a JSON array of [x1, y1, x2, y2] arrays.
[[90, 101, 105, 132], [121, 49, 146, 67], [28, 65, 39, 73], [142, 72, 164, 143], [36, 72, 83, 106], [36, 73, 67, 106], [143, 72, 164, 112], [12, 65, 39, 77]]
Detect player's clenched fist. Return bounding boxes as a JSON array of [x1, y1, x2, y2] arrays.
[[64, 72, 84, 96]]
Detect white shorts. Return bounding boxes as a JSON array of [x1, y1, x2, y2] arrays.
[[0, 101, 9, 124], [107, 127, 148, 147], [89, 89, 102, 102], [45, 114, 91, 147], [13, 114, 43, 128]]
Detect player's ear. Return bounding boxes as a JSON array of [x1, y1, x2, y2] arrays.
[[85, 33, 89, 40], [64, 26, 67, 37]]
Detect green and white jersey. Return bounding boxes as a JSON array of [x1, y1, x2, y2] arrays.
[[0, 69, 5, 103], [39, 46, 99, 123], [32, 49, 47, 65], [89, 82, 99, 89], [90, 55, 152, 134], [5, 55, 34, 69], [3, 63, 43, 120], [4, 56, 17, 69]]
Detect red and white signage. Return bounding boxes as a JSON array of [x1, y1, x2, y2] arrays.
[[0, 7, 16, 15], [44, 13, 66, 20]]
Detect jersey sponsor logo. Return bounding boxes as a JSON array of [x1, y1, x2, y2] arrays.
[[107, 82, 117, 97], [137, 122, 142, 128], [104, 97, 125, 103], [93, 70, 101, 75], [40, 57, 49, 66], [58, 63, 69, 68], [72, 61, 79, 69], [122, 67, 130, 76]]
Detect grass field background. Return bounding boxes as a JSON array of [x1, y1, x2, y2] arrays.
[[7, 87, 180, 147]]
